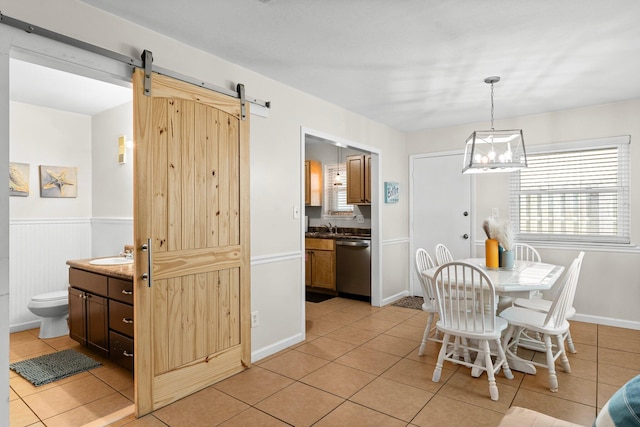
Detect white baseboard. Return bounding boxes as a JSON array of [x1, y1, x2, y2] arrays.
[[251, 333, 304, 363], [381, 290, 410, 307], [10, 320, 40, 334], [572, 313, 640, 330]]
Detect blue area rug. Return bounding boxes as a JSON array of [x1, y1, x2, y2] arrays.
[[10, 348, 101, 386]]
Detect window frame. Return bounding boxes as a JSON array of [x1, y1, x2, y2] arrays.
[[322, 162, 355, 219], [509, 135, 631, 247]]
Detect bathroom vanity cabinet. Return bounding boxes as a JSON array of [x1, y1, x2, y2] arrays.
[[67, 265, 134, 371]]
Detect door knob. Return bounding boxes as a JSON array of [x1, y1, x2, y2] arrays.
[[463, 234, 469, 239]]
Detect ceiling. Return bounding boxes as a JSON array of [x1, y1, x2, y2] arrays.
[[19, 1, 640, 131], [10, 59, 132, 116]]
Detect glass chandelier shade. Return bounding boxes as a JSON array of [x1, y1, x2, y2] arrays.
[[462, 76, 527, 174]]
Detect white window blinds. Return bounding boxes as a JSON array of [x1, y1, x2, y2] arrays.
[[509, 137, 630, 245], [324, 163, 353, 216]]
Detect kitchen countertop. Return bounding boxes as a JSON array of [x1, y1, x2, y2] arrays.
[[67, 257, 135, 281], [305, 232, 371, 240]]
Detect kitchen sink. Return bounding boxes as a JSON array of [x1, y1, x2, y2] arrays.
[[89, 257, 134, 266]]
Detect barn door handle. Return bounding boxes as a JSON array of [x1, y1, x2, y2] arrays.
[[141, 238, 152, 288]]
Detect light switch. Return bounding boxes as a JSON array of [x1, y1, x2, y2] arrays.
[[293, 205, 300, 219]]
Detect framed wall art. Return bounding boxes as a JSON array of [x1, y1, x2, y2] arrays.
[[39, 165, 78, 198], [9, 162, 30, 197], [384, 181, 399, 204]]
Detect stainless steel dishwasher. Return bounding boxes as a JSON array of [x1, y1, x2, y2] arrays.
[[336, 239, 371, 299]]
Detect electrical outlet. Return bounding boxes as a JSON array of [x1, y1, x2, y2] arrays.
[[356, 215, 364, 224], [492, 207, 499, 218], [251, 311, 259, 328]]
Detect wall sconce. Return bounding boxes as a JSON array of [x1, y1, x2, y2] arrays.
[[118, 135, 133, 164]]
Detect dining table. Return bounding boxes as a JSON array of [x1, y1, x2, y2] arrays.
[[421, 257, 566, 375]]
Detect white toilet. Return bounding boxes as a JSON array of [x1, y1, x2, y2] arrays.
[[27, 290, 69, 339]]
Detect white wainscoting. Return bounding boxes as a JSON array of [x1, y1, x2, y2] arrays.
[[9, 218, 92, 332]]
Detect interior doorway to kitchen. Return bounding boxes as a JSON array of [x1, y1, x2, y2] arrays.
[[301, 127, 381, 308]]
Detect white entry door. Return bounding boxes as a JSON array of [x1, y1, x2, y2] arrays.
[[410, 152, 473, 296]]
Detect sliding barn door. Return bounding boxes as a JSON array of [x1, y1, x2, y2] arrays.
[[132, 68, 250, 415]]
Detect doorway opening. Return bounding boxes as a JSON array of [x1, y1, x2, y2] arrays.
[[301, 128, 382, 313], [9, 54, 134, 425]]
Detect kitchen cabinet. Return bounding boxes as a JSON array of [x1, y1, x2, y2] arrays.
[[68, 267, 134, 370], [305, 160, 323, 206], [305, 238, 336, 291], [346, 154, 371, 205]]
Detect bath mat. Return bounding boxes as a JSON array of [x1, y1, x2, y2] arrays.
[[391, 296, 424, 310], [10, 349, 101, 386], [305, 292, 335, 303]]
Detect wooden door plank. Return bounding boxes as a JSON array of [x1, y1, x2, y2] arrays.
[[133, 68, 154, 415], [152, 246, 241, 280], [194, 104, 208, 249], [153, 346, 243, 409], [181, 101, 196, 250], [167, 99, 183, 252], [167, 277, 182, 371], [218, 112, 231, 246], [208, 271, 220, 354], [152, 99, 168, 253], [181, 275, 195, 365], [194, 272, 208, 359], [153, 278, 169, 375], [207, 108, 220, 248], [152, 73, 241, 119], [217, 269, 231, 350]]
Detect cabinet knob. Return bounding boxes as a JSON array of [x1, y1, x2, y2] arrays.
[[122, 317, 134, 324], [463, 234, 469, 239]]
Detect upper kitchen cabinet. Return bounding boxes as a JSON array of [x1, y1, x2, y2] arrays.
[[305, 160, 323, 206], [346, 154, 371, 205]]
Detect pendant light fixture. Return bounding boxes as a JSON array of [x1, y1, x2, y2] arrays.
[[462, 76, 527, 174], [334, 145, 343, 186]]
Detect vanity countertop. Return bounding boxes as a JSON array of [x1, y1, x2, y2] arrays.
[[66, 258, 134, 281]]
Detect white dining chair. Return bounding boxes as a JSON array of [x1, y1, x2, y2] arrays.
[[513, 249, 579, 353], [512, 243, 541, 262], [499, 252, 584, 393], [415, 248, 440, 356], [431, 261, 513, 401], [434, 243, 454, 266]]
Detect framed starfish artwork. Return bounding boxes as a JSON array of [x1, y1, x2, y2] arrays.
[[39, 165, 78, 198], [9, 162, 30, 197]]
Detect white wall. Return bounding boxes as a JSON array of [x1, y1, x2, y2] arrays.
[[91, 101, 134, 256], [1, 0, 410, 375], [407, 99, 640, 328], [9, 102, 92, 218]]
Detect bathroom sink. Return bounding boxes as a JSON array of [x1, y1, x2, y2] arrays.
[[89, 257, 134, 266]]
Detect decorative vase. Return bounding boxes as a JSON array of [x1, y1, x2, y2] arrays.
[[485, 239, 499, 269], [502, 249, 515, 270]]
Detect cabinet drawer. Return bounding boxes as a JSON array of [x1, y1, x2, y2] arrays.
[[69, 268, 108, 297], [109, 300, 134, 337], [109, 278, 133, 304], [109, 331, 134, 371], [305, 238, 335, 251]]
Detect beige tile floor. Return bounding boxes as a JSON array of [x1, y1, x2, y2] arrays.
[[10, 297, 640, 426]]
